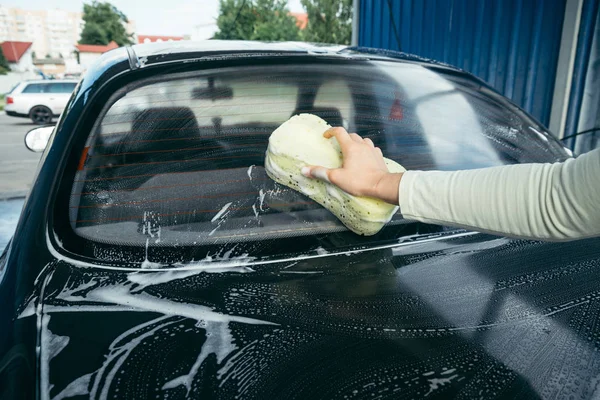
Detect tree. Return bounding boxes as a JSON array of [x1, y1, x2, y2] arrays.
[[79, 1, 133, 46], [45, 53, 52, 59], [214, 0, 300, 41], [31, 51, 37, 59], [301, 0, 352, 45], [0, 47, 9, 75]]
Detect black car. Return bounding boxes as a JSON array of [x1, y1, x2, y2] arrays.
[[2, 41, 599, 400]]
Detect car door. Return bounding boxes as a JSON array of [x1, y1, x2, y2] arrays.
[[17, 83, 49, 115], [47, 82, 76, 115]]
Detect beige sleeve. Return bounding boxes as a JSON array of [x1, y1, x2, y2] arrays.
[[398, 148, 600, 241]]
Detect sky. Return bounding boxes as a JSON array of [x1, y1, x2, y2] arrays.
[[2, 0, 306, 38]]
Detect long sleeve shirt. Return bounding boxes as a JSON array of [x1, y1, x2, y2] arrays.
[[398, 148, 600, 242]]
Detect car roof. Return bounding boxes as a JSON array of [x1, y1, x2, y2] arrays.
[[129, 40, 459, 72]]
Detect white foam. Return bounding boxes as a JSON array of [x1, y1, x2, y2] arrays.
[[424, 375, 458, 397], [40, 314, 70, 400], [162, 321, 235, 393], [211, 202, 232, 223], [128, 264, 254, 291], [52, 373, 91, 400], [258, 189, 266, 211], [141, 238, 164, 269]]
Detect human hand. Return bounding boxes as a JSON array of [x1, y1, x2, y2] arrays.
[[301, 127, 403, 205]]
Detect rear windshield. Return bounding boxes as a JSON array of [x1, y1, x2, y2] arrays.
[[65, 61, 569, 264]]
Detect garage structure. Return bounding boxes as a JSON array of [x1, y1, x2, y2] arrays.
[[352, 0, 600, 152]]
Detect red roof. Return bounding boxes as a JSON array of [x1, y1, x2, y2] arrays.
[[1, 41, 33, 63], [138, 35, 184, 44], [75, 41, 119, 54], [290, 12, 308, 30]]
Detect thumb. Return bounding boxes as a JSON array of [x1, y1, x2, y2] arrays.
[[301, 166, 331, 183]]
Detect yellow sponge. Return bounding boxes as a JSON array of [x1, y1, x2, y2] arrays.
[[265, 114, 405, 236]]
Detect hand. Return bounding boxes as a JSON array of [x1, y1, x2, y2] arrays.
[[301, 127, 403, 205]]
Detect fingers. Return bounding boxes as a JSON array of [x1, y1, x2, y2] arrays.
[[364, 138, 375, 148], [375, 147, 383, 156], [349, 133, 363, 143], [324, 127, 352, 148], [301, 165, 331, 183]]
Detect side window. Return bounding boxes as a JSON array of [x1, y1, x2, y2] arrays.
[[22, 84, 46, 94], [48, 83, 76, 93]]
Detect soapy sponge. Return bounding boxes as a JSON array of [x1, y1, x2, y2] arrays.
[[265, 114, 405, 236]]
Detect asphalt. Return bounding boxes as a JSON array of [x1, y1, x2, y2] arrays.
[[0, 114, 44, 198]]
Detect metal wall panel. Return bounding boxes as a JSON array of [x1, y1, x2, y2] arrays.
[[566, 0, 600, 151], [358, 0, 567, 127]]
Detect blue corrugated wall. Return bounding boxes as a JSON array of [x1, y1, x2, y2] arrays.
[[358, 0, 567, 127]]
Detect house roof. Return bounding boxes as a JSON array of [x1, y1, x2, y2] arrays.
[[138, 35, 185, 44], [290, 12, 308, 30], [1, 41, 33, 63], [75, 41, 119, 54]]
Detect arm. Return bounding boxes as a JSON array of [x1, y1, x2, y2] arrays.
[[302, 127, 600, 242], [399, 149, 600, 241]]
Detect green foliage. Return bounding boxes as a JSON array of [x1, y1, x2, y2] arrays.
[[0, 47, 9, 75], [79, 1, 133, 46], [214, 0, 300, 41], [301, 0, 352, 44]]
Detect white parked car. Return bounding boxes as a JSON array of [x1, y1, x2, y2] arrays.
[[5, 80, 78, 124]]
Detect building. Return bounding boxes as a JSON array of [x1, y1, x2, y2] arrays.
[[0, 6, 82, 59], [353, 0, 599, 152], [32, 57, 65, 76], [75, 41, 119, 71], [0, 6, 135, 61], [1, 40, 33, 72], [138, 35, 185, 44], [290, 12, 308, 30]]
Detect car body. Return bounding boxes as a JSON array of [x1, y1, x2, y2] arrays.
[[5, 79, 78, 124], [1, 41, 599, 400]]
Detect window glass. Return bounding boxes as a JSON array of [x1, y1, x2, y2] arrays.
[[48, 82, 76, 93], [313, 80, 354, 130], [66, 62, 569, 263], [22, 83, 47, 93]]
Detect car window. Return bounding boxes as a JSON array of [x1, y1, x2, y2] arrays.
[[64, 62, 570, 264], [22, 83, 47, 94], [313, 80, 354, 130], [48, 82, 76, 93], [6, 83, 20, 94]]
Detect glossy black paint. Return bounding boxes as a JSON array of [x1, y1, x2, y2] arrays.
[[1, 41, 598, 400]]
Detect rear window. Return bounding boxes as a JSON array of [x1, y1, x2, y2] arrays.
[[64, 61, 569, 264]]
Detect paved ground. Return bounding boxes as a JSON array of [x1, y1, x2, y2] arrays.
[[0, 114, 44, 198]]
